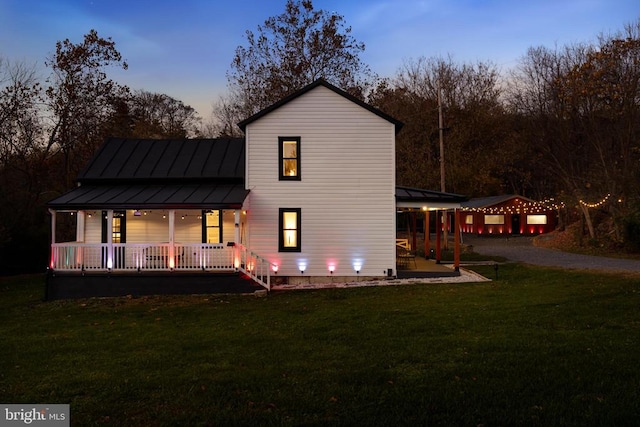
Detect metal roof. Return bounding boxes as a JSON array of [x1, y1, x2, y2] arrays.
[[48, 183, 249, 210], [395, 186, 468, 210], [78, 137, 245, 183], [237, 78, 403, 134], [396, 186, 468, 203], [49, 137, 248, 210]]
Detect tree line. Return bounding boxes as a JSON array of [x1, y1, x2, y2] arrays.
[[0, 30, 200, 273], [2, 1, 639, 273], [213, 1, 640, 250]]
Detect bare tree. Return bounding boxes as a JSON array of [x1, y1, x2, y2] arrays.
[[506, 43, 597, 237], [45, 29, 129, 188], [506, 20, 640, 243], [216, 0, 374, 130], [205, 92, 245, 137], [0, 58, 50, 272], [0, 59, 43, 168], [561, 22, 640, 241], [373, 56, 506, 196], [127, 90, 200, 138]]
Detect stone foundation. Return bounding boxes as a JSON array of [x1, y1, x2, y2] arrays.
[[283, 275, 384, 286]]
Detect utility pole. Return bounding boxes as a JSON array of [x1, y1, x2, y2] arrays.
[[438, 82, 449, 249], [438, 82, 445, 194]]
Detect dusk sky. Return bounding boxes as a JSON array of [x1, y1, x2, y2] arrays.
[[1, 0, 638, 118]]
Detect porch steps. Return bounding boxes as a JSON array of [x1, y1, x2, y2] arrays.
[[45, 271, 264, 300]]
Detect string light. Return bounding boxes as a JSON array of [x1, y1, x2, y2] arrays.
[[462, 198, 565, 214], [579, 194, 610, 208]]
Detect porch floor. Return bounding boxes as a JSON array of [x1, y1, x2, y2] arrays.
[[396, 256, 460, 279]]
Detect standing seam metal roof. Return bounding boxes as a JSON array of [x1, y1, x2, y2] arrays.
[[78, 137, 245, 182], [49, 137, 248, 210], [395, 186, 468, 203]]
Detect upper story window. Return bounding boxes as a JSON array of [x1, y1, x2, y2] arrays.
[[279, 137, 300, 180]]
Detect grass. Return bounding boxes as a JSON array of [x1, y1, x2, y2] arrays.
[[1, 267, 640, 426]]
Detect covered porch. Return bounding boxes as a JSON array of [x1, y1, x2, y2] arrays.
[[395, 186, 468, 277], [46, 180, 274, 297], [48, 208, 247, 273], [46, 207, 273, 296]]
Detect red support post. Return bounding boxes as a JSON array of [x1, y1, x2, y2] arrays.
[[424, 211, 430, 259], [411, 211, 417, 252], [435, 211, 442, 263], [454, 209, 461, 271]]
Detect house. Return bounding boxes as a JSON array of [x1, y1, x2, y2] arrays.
[[47, 79, 467, 299], [461, 195, 558, 235]]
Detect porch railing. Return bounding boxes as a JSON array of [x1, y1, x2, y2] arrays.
[[50, 242, 271, 289], [234, 243, 272, 290], [50, 242, 271, 290], [51, 243, 236, 272]]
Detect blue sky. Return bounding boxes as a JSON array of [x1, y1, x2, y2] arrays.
[[1, 0, 638, 118]]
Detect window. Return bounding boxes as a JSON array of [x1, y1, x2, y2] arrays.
[[202, 210, 222, 243], [484, 215, 505, 225], [279, 137, 300, 180], [465, 214, 474, 225], [527, 214, 547, 225], [279, 208, 301, 252]]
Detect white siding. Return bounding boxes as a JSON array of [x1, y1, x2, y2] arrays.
[[82, 209, 237, 244], [174, 210, 201, 243], [84, 213, 102, 243], [222, 210, 237, 244], [245, 85, 396, 277]]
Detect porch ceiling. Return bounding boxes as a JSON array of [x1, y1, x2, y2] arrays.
[[47, 183, 249, 210]]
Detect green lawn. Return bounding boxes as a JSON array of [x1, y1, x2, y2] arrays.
[[1, 266, 639, 426]]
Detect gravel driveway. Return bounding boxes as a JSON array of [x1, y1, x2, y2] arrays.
[[464, 235, 640, 274]]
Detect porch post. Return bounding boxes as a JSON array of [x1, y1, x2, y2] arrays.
[[106, 210, 113, 269], [76, 210, 86, 268], [424, 210, 430, 259], [49, 209, 56, 269], [76, 210, 85, 242], [168, 210, 175, 269], [411, 211, 417, 252], [234, 209, 241, 244], [168, 210, 175, 243], [454, 208, 461, 271], [435, 211, 442, 263], [49, 209, 56, 245]]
